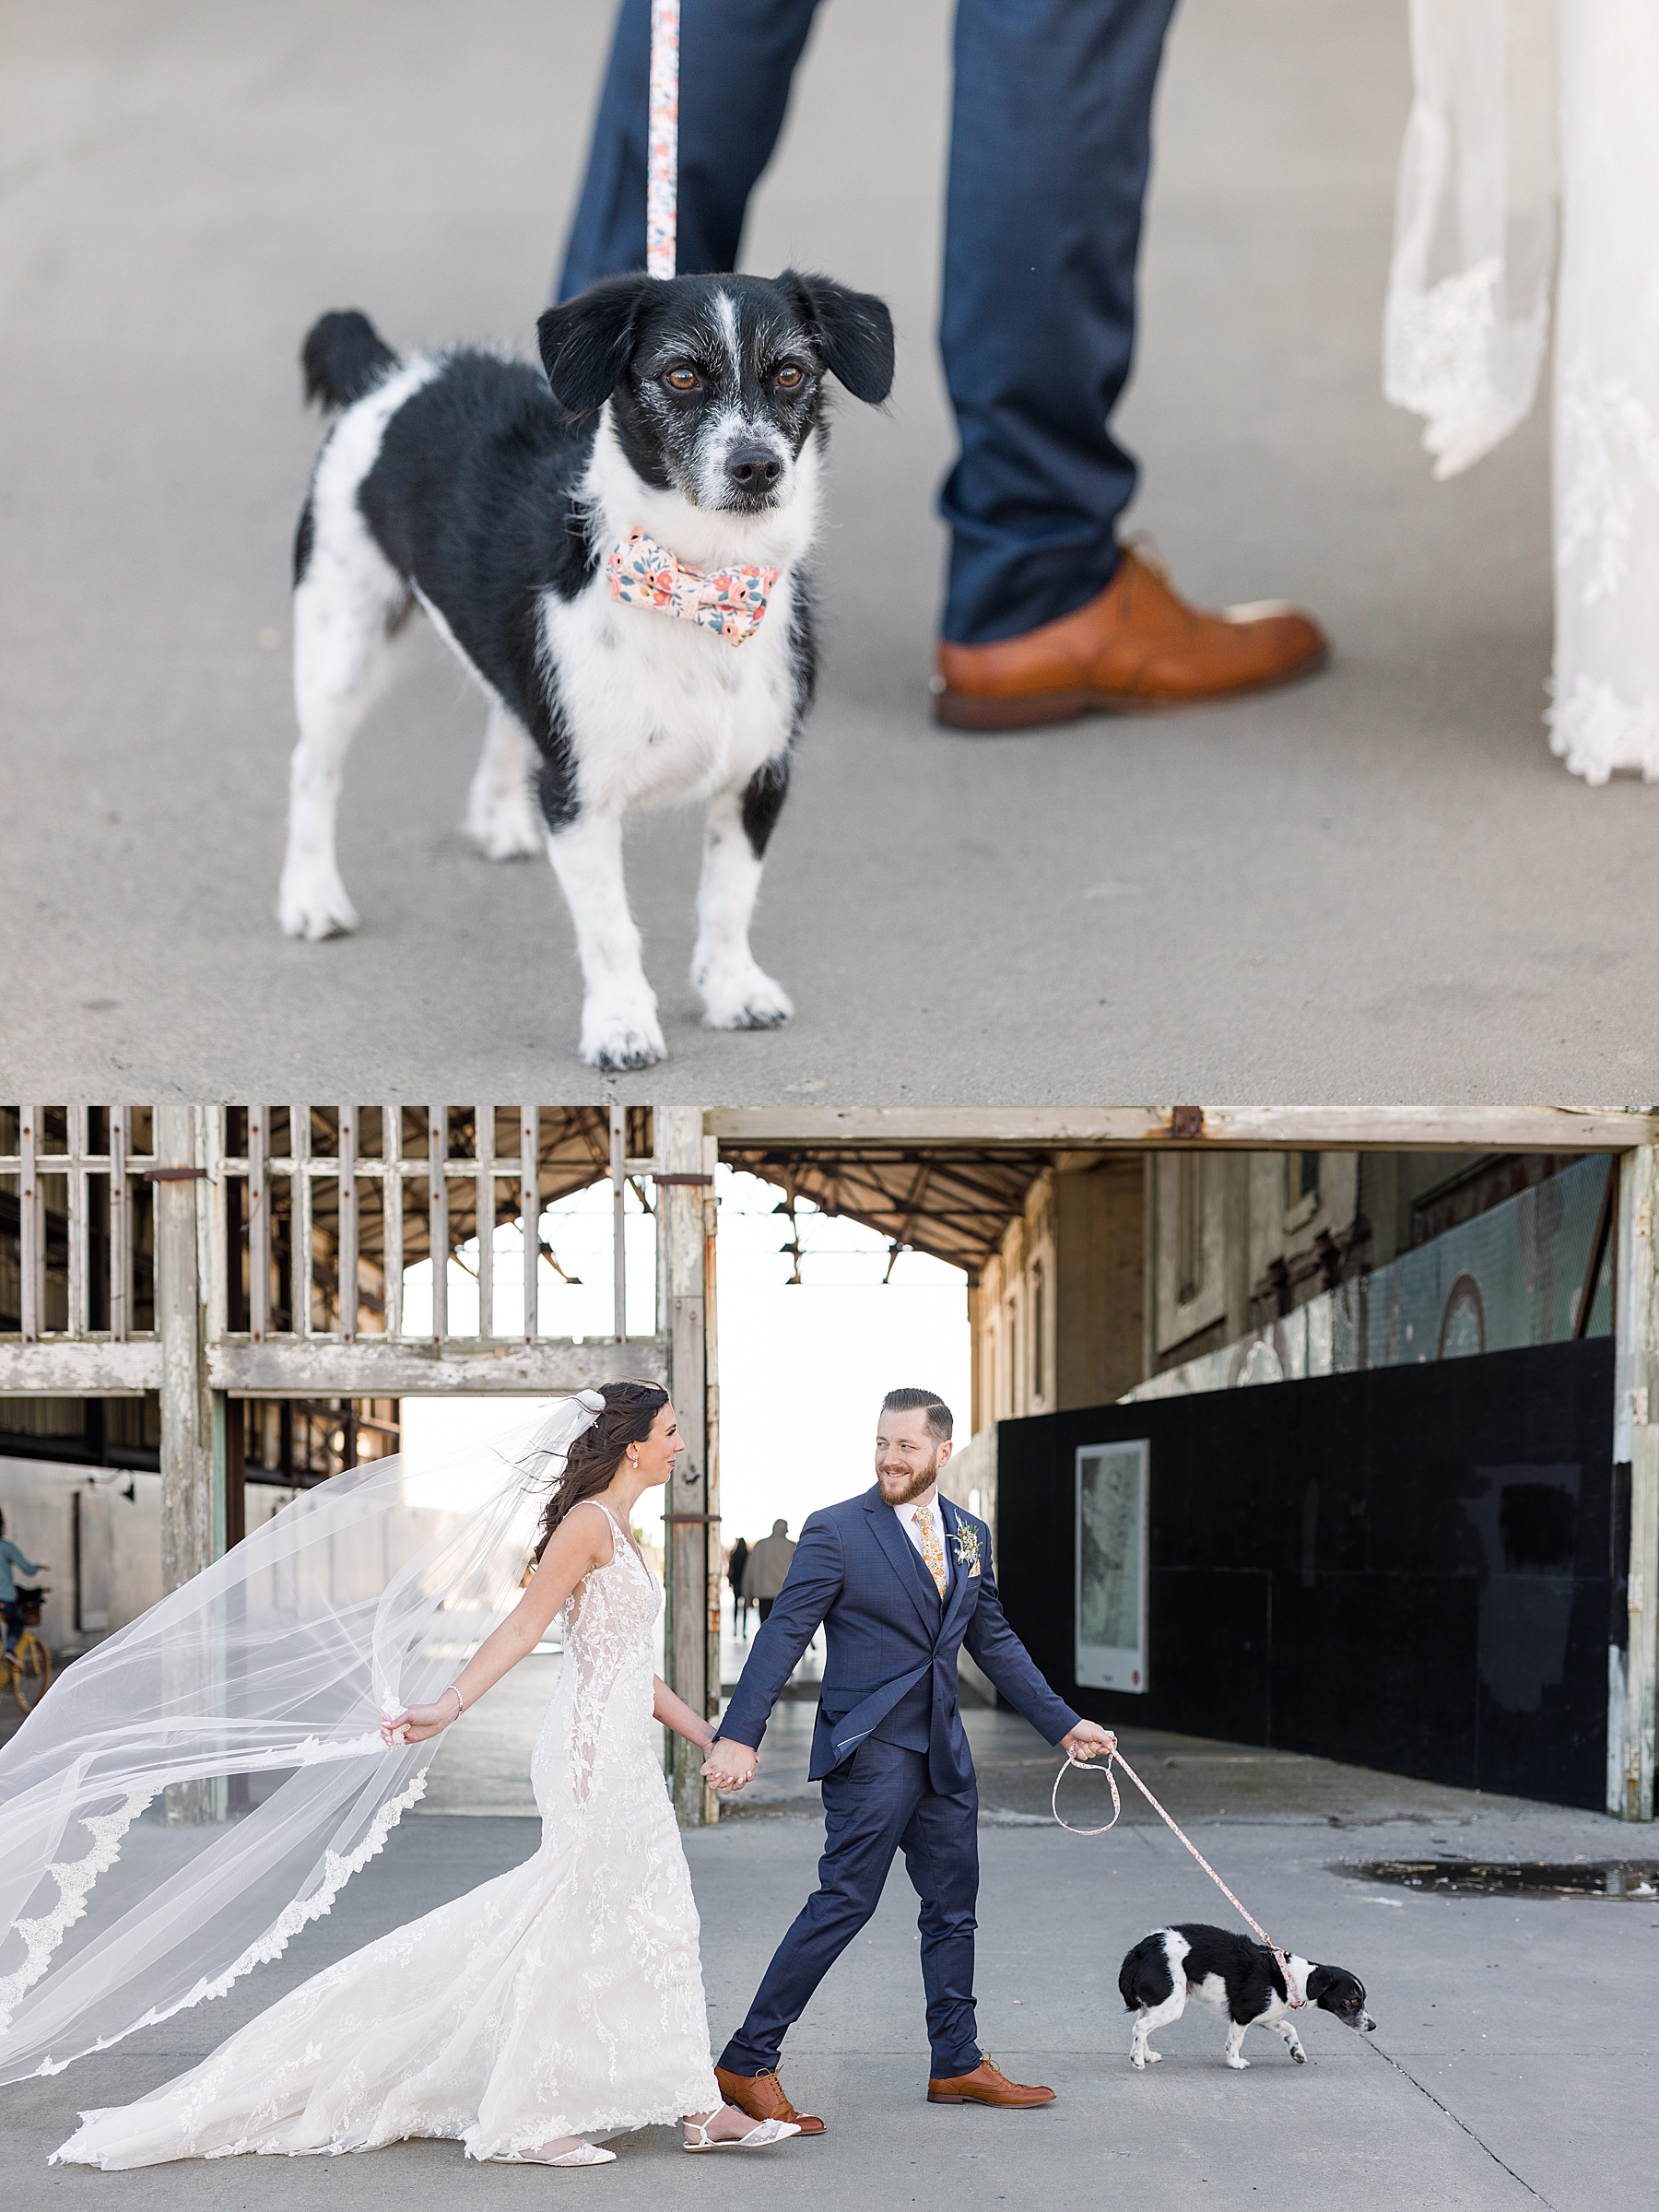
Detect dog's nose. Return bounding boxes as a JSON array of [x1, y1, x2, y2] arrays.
[[726, 446, 782, 491]]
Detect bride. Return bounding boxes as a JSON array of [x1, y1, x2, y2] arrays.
[[52, 1382, 797, 2170]]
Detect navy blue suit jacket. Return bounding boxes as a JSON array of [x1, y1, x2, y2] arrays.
[[719, 1486, 1080, 1790]]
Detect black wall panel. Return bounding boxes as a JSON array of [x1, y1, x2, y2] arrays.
[[995, 1339, 1615, 1808]]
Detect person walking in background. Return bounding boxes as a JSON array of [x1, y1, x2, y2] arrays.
[[742, 1518, 795, 1627], [558, 0, 1325, 732], [0, 1510, 45, 1655], [727, 1535, 751, 1638]]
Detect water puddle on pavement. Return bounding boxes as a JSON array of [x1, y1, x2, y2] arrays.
[[1337, 1859, 1659, 1900]]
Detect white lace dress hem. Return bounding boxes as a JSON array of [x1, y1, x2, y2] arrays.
[[53, 1505, 719, 2168]]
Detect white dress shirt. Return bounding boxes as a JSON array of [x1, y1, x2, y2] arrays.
[[894, 1490, 952, 1588]]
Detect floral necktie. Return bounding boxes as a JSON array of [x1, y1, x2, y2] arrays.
[[912, 1508, 947, 1598]]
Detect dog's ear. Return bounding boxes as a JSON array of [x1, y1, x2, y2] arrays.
[[537, 275, 657, 417], [779, 271, 895, 405]]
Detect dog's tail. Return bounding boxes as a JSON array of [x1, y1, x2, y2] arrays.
[[1119, 1935, 1156, 2012], [301, 311, 399, 411]]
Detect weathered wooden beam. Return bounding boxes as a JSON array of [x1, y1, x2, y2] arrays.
[[610, 1103, 627, 1343], [67, 1105, 88, 1338], [0, 1340, 163, 1393], [18, 1107, 39, 1343], [1612, 1145, 1658, 1822], [475, 1101, 493, 1343], [382, 1100, 404, 1340], [205, 1335, 667, 1396], [707, 1105, 1659, 1151], [110, 1106, 130, 1342], [339, 1104, 359, 1343], [521, 1104, 538, 1343], [249, 1105, 269, 1341]]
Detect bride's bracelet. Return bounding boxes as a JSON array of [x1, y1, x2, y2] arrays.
[[443, 1683, 465, 1722]]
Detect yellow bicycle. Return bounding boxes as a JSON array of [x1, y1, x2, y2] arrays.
[[2, 1586, 52, 1712]]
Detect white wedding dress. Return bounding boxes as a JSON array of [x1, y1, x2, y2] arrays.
[[54, 1504, 720, 2169], [1385, 0, 1659, 782]]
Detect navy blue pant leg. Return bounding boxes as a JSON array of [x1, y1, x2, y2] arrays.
[[719, 1741, 982, 2079], [557, 0, 823, 300], [899, 1768, 982, 2076], [559, 0, 1177, 641], [938, 0, 1179, 644]]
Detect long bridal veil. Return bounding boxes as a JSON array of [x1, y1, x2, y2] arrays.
[[0, 1393, 601, 2086], [1383, 0, 1558, 480], [1385, 0, 1659, 782]]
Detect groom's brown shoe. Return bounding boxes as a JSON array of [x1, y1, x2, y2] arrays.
[[933, 543, 1327, 731], [715, 2065, 826, 2136], [927, 2058, 1055, 2107]]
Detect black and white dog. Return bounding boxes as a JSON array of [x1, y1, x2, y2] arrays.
[[278, 271, 894, 1068], [1119, 1924, 1375, 2070]]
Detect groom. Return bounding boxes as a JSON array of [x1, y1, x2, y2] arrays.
[[702, 1387, 1114, 2130]]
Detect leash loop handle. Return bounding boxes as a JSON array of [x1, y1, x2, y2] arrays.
[[1051, 1747, 1122, 1835]]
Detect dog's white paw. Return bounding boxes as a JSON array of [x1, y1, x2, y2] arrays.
[[580, 998, 666, 1072], [1289, 2044, 1307, 2065], [695, 960, 794, 1032], [278, 864, 359, 941], [1144, 2049, 1161, 2064], [1130, 2053, 1146, 2071], [465, 793, 543, 862], [1224, 2054, 1251, 2071]]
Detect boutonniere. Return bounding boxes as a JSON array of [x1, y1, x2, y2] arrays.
[[951, 1524, 981, 1570]]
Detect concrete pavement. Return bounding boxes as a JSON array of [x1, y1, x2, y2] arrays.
[[3, 0, 1655, 1105], [6, 1704, 1652, 2209]]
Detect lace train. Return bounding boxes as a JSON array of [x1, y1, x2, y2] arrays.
[[1386, 1, 1659, 782], [54, 1506, 719, 2167]]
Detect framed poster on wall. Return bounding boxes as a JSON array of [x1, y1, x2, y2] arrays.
[[1075, 1439, 1148, 1693]]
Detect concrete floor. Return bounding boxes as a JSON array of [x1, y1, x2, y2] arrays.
[[3, 0, 1655, 1107], [4, 1704, 1654, 2210]]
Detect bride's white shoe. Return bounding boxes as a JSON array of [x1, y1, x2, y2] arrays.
[[492, 2140, 616, 2166], [682, 2117, 801, 2153]]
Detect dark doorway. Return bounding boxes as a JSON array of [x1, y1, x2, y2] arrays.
[[995, 1339, 1617, 1808]]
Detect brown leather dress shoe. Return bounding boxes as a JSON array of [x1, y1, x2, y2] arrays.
[[933, 544, 1327, 731], [714, 2065, 826, 2136], [927, 2057, 1055, 2107]]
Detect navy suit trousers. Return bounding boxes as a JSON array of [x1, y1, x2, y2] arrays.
[[558, 0, 1179, 644], [717, 1736, 982, 2080]]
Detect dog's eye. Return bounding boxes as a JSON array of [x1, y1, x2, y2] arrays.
[[775, 365, 805, 390], [664, 367, 700, 393]]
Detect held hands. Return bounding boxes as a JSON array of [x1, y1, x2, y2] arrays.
[[380, 1693, 459, 1748], [700, 1735, 758, 1794], [1061, 1721, 1118, 1762]]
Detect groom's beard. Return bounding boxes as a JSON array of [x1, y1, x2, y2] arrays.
[[877, 1456, 939, 1507]]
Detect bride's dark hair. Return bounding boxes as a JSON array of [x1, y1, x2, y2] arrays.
[[531, 1380, 669, 1563]]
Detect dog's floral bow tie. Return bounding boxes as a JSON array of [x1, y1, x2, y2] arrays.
[[606, 529, 779, 646]]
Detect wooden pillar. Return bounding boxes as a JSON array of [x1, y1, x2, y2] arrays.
[[156, 1101, 218, 1825], [658, 1105, 716, 1826], [1611, 1144, 1658, 1821], [158, 1103, 213, 1596], [1223, 1154, 1252, 1346], [1053, 1157, 1146, 1410]]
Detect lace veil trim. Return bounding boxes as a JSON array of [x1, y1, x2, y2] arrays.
[[1383, 0, 1558, 478]]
